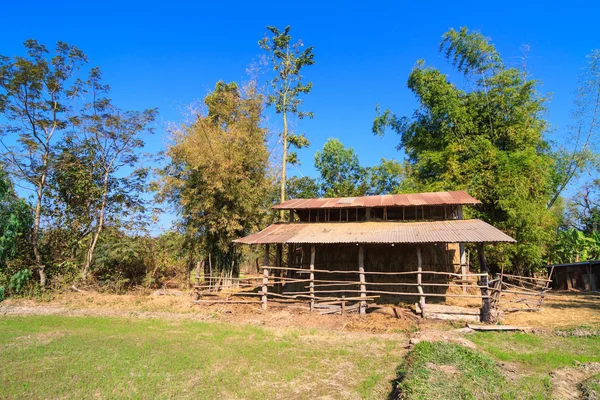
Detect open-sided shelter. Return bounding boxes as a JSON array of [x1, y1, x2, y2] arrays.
[[233, 190, 515, 321]]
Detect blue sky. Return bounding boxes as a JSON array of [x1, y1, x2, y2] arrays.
[[2, 0, 599, 232]]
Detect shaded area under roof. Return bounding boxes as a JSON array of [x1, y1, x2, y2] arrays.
[[545, 260, 600, 268], [233, 219, 515, 245], [272, 190, 480, 210]]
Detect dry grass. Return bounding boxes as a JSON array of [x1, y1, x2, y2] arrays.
[[503, 292, 600, 328]]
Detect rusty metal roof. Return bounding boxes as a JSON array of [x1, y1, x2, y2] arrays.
[[233, 219, 515, 245], [273, 190, 480, 210]]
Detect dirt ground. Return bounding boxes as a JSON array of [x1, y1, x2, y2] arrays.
[[1, 289, 598, 333], [502, 292, 600, 328]]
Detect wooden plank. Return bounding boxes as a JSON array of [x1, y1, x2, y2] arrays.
[[264, 265, 486, 277], [467, 324, 531, 332]]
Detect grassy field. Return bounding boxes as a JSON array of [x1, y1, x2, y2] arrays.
[[0, 315, 403, 399], [2, 294, 600, 399], [393, 330, 600, 399]]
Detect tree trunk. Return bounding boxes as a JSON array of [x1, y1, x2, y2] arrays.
[[32, 171, 47, 287], [279, 111, 288, 220], [82, 171, 110, 280]]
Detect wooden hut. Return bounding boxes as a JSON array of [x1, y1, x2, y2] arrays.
[[546, 260, 599, 291], [233, 190, 515, 321]]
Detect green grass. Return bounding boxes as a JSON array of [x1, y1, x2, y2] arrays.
[[0, 315, 402, 399], [581, 373, 600, 399], [470, 331, 600, 371], [392, 341, 536, 399]]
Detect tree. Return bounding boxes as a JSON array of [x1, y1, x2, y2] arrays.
[[374, 27, 559, 273], [364, 158, 404, 196], [549, 50, 600, 209], [75, 68, 157, 280], [259, 26, 314, 214], [286, 176, 320, 199], [0, 40, 87, 286], [314, 138, 366, 197], [159, 81, 271, 273]]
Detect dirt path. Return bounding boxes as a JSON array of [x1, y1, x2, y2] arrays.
[[551, 363, 600, 400]]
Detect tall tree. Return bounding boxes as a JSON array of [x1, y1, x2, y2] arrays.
[[259, 25, 314, 214], [374, 27, 559, 273], [314, 138, 366, 197], [549, 50, 600, 208], [0, 40, 87, 286], [159, 81, 271, 273], [75, 68, 156, 280]]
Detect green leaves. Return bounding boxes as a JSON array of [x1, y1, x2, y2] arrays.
[[552, 228, 600, 263], [441, 27, 502, 75], [313, 139, 403, 197], [374, 27, 558, 273], [160, 81, 271, 272]]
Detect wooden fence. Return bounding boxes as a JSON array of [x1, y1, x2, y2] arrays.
[[489, 266, 553, 313], [192, 263, 490, 318]]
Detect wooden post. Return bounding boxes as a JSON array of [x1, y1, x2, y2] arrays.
[[460, 243, 467, 293], [358, 245, 367, 315], [417, 246, 425, 317], [195, 260, 202, 286], [262, 244, 270, 311], [276, 244, 283, 294], [477, 243, 491, 322], [310, 244, 316, 312], [341, 295, 346, 315], [262, 267, 269, 311]]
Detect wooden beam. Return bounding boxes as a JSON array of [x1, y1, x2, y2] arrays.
[[477, 243, 491, 322], [359, 245, 366, 315], [417, 246, 425, 317], [310, 244, 316, 312], [262, 244, 270, 310]]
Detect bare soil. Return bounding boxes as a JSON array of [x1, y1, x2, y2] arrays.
[[551, 363, 600, 400], [2, 290, 598, 333]]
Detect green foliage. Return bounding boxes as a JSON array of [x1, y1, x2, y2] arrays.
[[286, 176, 320, 199], [259, 25, 314, 206], [374, 27, 559, 273], [93, 232, 153, 292], [315, 138, 366, 197], [259, 26, 314, 119], [8, 268, 32, 294], [0, 39, 88, 285], [0, 168, 32, 268], [159, 81, 271, 273], [364, 158, 404, 196], [0, 168, 33, 297], [314, 139, 403, 197], [552, 228, 600, 263]]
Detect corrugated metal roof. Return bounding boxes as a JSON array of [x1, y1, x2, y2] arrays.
[[273, 190, 480, 210], [233, 219, 515, 245]]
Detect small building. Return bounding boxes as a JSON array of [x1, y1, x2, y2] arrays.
[[546, 261, 599, 291], [233, 190, 515, 321]]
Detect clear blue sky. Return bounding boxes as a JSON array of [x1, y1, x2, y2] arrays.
[[2, 0, 599, 232]]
